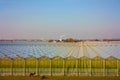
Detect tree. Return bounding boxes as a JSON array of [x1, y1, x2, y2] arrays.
[[66, 38, 74, 42], [48, 39, 54, 42]]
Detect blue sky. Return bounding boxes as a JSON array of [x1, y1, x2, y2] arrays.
[[0, 0, 120, 39]]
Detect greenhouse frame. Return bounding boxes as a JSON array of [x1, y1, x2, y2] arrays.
[[0, 41, 120, 76]]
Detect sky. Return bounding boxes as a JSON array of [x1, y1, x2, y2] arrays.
[[0, 0, 120, 39]]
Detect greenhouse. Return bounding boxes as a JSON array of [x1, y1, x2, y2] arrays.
[[0, 41, 120, 76]]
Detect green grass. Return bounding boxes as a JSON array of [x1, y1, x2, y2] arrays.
[[0, 76, 120, 80]]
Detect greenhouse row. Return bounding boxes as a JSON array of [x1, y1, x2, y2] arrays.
[[0, 41, 120, 76], [0, 56, 120, 76]]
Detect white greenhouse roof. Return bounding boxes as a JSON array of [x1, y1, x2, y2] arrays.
[[0, 41, 120, 59]]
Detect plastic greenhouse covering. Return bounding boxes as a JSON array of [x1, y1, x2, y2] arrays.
[[0, 41, 120, 76]]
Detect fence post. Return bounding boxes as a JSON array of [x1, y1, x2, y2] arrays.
[[24, 58, 26, 76], [11, 58, 13, 76], [90, 59, 92, 76], [50, 58, 52, 76], [117, 59, 119, 76], [36, 58, 38, 75], [76, 59, 79, 76], [63, 58, 65, 76], [0, 58, 1, 75], [103, 59, 106, 76]]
